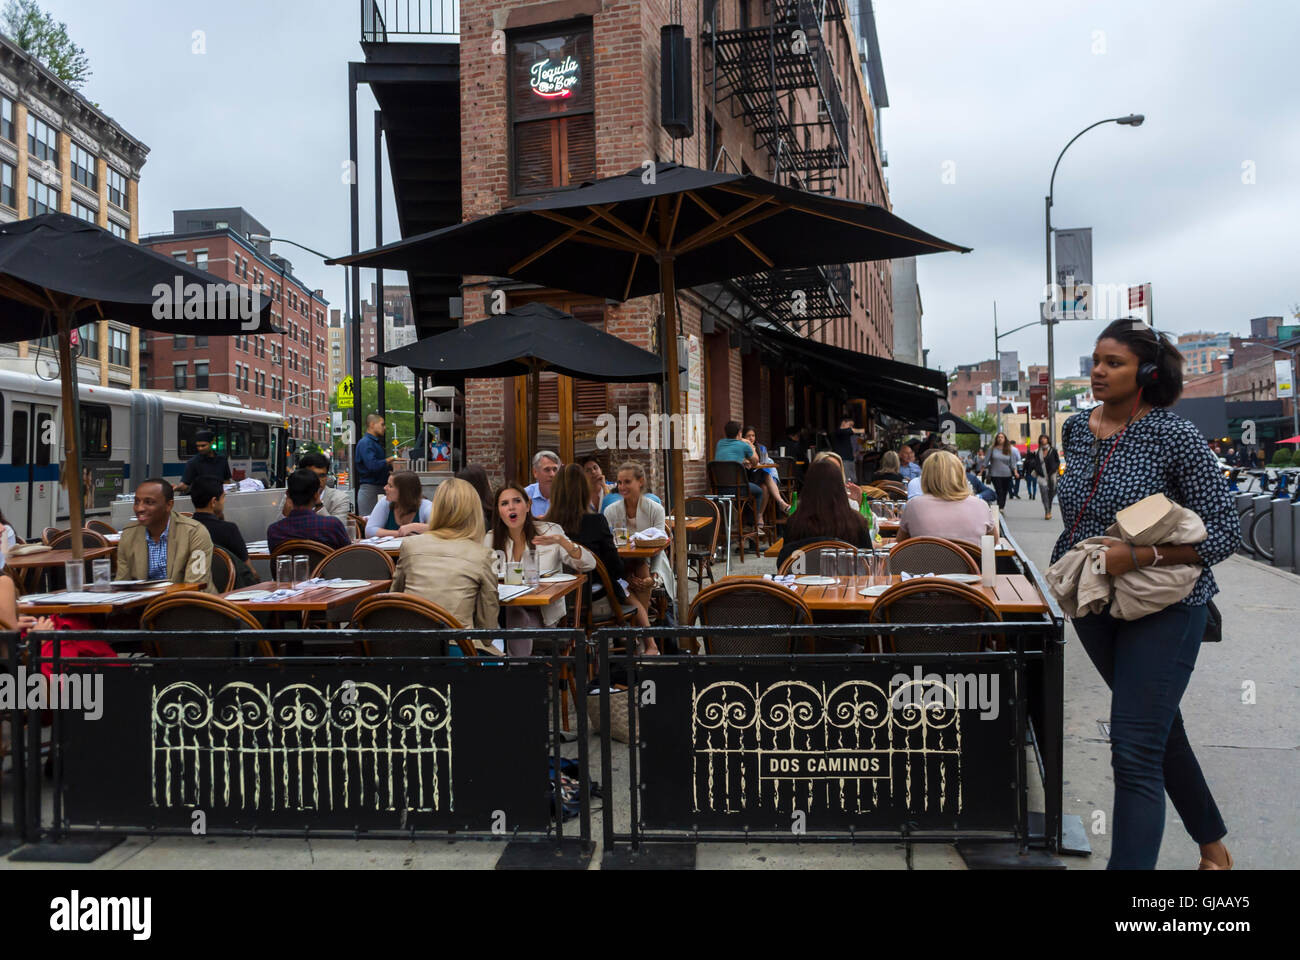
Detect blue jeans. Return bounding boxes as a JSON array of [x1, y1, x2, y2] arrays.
[[1025, 475, 1038, 499], [1073, 603, 1226, 869]]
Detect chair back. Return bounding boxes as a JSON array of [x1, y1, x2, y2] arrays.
[[86, 519, 117, 536], [773, 456, 797, 483], [313, 543, 395, 580], [869, 580, 1000, 653], [687, 580, 811, 654], [46, 529, 109, 550], [351, 594, 475, 656], [347, 513, 367, 539], [948, 539, 983, 565], [777, 538, 859, 575], [707, 460, 750, 498], [586, 556, 635, 629], [41, 527, 61, 544], [140, 594, 271, 656], [210, 547, 237, 593], [269, 538, 335, 570], [684, 496, 720, 554], [875, 480, 908, 498], [889, 537, 979, 576]]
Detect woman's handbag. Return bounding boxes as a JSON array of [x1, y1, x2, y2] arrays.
[[1203, 599, 1222, 643]]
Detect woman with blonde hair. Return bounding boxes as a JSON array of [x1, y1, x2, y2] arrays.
[[603, 461, 675, 617], [871, 449, 903, 484], [393, 478, 499, 631], [897, 450, 996, 542]]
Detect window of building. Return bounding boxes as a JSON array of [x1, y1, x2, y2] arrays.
[[0, 96, 13, 143], [107, 167, 127, 208], [78, 322, 99, 359], [71, 198, 96, 223], [174, 334, 187, 348], [195, 362, 209, 390], [71, 143, 97, 190], [109, 328, 129, 367], [194, 335, 208, 348], [173, 362, 188, 391], [195, 249, 209, 272], [172, 251, 188, 265], [0, 161, 14, 210], [26, 115, 58, 165], [26, 176, 58, 217], [509, 25, 595, 195], [107, 219, 127, 239]]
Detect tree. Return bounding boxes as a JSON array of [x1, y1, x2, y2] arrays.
[[955, 409, 998, 452], [331, 377, 421, 451], [2, 0, 91, 89]]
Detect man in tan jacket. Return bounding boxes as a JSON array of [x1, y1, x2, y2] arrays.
[[115, 478, 215, 592]]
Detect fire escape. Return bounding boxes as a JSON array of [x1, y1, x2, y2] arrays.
[[707, 0, 853, 332]]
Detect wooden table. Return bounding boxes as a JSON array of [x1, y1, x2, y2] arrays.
[[3, 546, 117, 571], [498, 575, 585, 608], [665, 516, 711, 533], [18, 581, 202, 617], [246, 537, 404, 561], [727, 574, 1047, 616], [618, 541, 669, 560], [763, 535, 1015, 560], [219, 579, 391, 613]]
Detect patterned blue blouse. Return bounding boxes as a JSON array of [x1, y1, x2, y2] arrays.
[[1051, 406, 1239, 606]]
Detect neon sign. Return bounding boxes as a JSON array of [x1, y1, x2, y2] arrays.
[[529, 56, 580, 98]]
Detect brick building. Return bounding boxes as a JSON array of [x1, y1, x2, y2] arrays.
[[947, 359, 998, 416], [0, 33, 148, 388], [449, 0, 904, 491], [140, 208, 332, 445]]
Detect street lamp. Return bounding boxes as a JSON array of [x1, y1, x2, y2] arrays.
[[1044, 114, 1145, 449]]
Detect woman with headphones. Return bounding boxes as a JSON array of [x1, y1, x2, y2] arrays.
[[1053, 319, 1239, 870]]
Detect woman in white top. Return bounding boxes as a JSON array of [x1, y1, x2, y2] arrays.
[[602, 461, 675, 610], [366, 471, 433, 538], [0, 507, 16, 573], [485, 483, 595, 652]]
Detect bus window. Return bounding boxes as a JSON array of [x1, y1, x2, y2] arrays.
[[80, 404, 111, 460], [229, 424, 251, 458], [207, 420, 230, 455], [178, 415, 205, 459], [35, 413, 52, 467], [12, 410, 28, 468], [250, 424, 269, 459]]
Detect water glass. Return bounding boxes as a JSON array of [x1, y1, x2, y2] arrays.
[[64, 559, 85, 592], [91, 558, 113, 593], [615, 525, 629, 547], [294, 555, 310, 586], [276, 556, 293, 590], [837, 549, 854, 586], [874, 549, 892, 585], [522, 545, 540, 586], [854, 550, 872, 587]]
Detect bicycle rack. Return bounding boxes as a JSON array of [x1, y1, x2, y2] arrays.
[[1275, 496, 1297, 572]]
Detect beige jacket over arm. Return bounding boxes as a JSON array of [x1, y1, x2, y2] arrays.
[[394, 534, 499, 629], [484, 521, 594, 626], [115, 513, 216, 593]]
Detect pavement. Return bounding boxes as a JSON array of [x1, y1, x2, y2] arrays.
[[2, 494, 1295, 870]]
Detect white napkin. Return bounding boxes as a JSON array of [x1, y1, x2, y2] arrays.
[[899, 571, 935, 581], [763, 573, 799, 591], [631, 527, 667, 541], [261, 588, 303, 602], [294, 577, 343, 589]]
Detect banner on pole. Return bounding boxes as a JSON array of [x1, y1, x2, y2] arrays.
[[1276, 359, 1295, 399], [1054, 228, 1093, 320]]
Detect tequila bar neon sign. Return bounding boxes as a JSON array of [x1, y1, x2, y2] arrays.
[[529, 56, 580, 98]]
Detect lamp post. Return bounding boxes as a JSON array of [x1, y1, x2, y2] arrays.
[[993, 300, 1040, 438], [1044, 114, 1144, 449]]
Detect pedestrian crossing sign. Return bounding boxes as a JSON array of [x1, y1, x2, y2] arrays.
[[337, 376, 354, 410]]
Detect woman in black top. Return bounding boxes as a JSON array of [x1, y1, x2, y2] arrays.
[[776, 460, 872, 569], [1023, 434, 1061, 520], [870, 450, 903, 485], [1054, 319, 1238, 870], [545, 464, 654, 645]]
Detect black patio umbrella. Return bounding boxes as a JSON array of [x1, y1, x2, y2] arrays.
[[915, 411, 981, 436], [332, 162, 969, 621], [368, 302, 665, 457], [0, 213, 276, 558]]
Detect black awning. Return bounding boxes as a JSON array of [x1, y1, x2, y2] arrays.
[[1172, 397, 1228, 441], [752, 323, 946, 422]]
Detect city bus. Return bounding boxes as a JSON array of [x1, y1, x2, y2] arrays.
[[0, 361, 287, 541]]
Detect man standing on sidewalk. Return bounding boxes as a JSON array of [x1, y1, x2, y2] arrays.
[[356, 414, 399, 518]]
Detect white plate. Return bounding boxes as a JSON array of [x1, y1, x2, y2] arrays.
[[226, 590, 273, 602], [937, 573, 982, 584], [859, 584, 890, 597], [793, 575, 838, 586], [324, 579, 370, 588], [539, 573, 577, 583]]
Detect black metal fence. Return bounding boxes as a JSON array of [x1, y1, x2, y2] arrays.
[[591, 616, 1065, 864], [5, 629, 588, 859], [362, 0, 460, 43]]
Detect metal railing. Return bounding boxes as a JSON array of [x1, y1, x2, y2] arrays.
[[362, 0, 460, 42]]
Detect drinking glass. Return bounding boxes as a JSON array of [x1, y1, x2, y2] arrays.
[[804, 549, 820, 577], [91, 558, 113, 593], [494, 550, 508, 580], [837, 549, 854, 587], [522, 545, 540, 586], [64, 560, 85, 592], [615, 525, 629, 547], [874, 549, 892, 585], [855, 550, 871, 588], [294, 555, 310, 587], [276, 557, 293, 590]]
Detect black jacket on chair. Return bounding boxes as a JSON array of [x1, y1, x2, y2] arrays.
[[575, 513, 628, 604]]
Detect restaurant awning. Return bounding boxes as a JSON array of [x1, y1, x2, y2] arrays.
[[750, 323, 947, 422]]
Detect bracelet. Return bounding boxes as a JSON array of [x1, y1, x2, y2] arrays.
[[1150, 546, 1161, 568], [1127, 545, 1139, 571]]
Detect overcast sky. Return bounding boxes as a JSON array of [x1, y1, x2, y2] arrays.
[[42, 0, 1300, 376]]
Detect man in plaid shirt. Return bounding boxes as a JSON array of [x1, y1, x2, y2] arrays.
[[268, 469, 351, 553]]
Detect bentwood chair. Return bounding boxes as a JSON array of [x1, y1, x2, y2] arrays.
[[85, 519, 118, 536], [687, 580, 812, 654], [347, 513, 368, 539], [869, 579, 1001, 654], [210, 547, 238, 593], [40, 527, 61, 545], [351, 594, 477, 656], [45, 529, 108, 550], [707, 460, 762, 561], [269, 538, 335, 572], [773, 457, 798, 502], [875, 481, 909, 500], [888, 537, 979, 576], [948, 539, 985, 567], [776, 538, 860, 576], [684, 496, 720, 588], [140, 594, 272, 657], [310, 544, 397, 627]]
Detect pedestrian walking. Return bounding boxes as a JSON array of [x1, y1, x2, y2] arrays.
[[1053, 319, 1238, 870], [1022, 445, 1041, 501], [1028, 434, 1061, 519], [356, 414, 399, 518], [986, 433, 1019, 509]]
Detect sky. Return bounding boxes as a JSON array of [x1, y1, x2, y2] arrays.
[[39, 0, 1300, 377]]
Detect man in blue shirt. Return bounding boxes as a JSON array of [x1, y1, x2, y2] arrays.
[[898, 444, 921, 481], [356, 414, 399, 519], [268, 470, 352, 553], [525, 450, 561, 518], [713, 420, 768, 520]]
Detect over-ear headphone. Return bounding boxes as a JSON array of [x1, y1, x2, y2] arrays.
[[1137, 331, 1164, 389]]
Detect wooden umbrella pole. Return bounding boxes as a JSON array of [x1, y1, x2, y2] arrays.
[[56, 308, 86, 560], [658, 256, 691, 644], [528, 359, 540, 475]]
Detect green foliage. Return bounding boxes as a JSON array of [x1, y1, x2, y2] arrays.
[[2, 0, 91, 89], [331, 377, 421, 447], [956, 409, 998, 452], [1271, 448, 1293, 466]]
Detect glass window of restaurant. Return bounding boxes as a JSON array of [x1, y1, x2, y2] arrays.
[[509, 22, 595, 196]]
